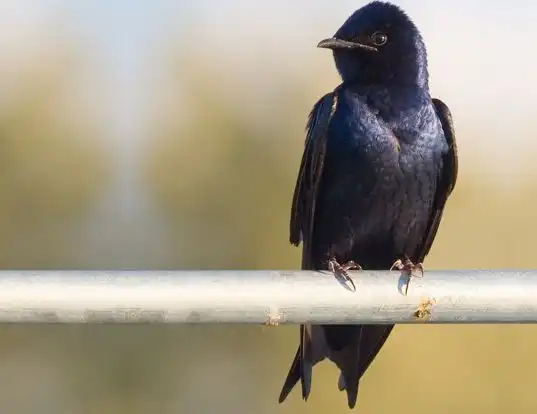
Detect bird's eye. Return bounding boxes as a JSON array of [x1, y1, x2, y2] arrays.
[[370, 31, 388, 46]]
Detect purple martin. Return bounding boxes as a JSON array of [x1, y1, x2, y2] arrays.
[[278, 1, 458, 409]]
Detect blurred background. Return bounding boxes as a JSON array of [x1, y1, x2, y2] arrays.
[[1, 0, 537, 413]]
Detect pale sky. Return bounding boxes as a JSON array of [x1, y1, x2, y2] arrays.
[[0, 0, 535, 171]]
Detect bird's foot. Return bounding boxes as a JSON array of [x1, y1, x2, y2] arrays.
[[390, 257, 424, 295], [328, 257, 361, 291]]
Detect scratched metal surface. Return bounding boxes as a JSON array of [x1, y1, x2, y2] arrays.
[[0, 270, 534, 324]]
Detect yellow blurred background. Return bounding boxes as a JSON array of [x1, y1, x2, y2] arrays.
[[1, 1, 537, 413]]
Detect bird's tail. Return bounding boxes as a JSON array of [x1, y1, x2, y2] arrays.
[[278, 324, 327, 404], [279, 324, 394, 409], [332, 325, 394, 408]]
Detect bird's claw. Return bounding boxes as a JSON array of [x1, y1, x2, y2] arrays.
[[328, 258, 361, 291], [390, 258, 424, 295], [390, 258, 424, 276]]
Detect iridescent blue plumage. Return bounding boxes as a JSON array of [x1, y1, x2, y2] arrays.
[[279, 1, 458, 409]]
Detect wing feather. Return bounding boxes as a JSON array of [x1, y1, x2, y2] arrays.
[[289, 91, 339, 269], [280, 91, 338, 403], [416, 98, 458, 261]]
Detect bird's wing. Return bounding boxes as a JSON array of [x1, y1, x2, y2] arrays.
[[415, 98, 458, 262], [289, 91, 338, 270], [280, 91, 338, 404]]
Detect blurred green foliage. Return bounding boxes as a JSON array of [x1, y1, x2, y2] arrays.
[[0, 49, 109, 268]]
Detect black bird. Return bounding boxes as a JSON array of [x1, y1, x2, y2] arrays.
[[278, 1, 458, 409]]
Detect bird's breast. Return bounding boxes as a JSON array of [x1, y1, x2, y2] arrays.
[[314, 89, 445, 264]]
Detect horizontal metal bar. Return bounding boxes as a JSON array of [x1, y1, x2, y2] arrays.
[[0, 270, 534, 324]]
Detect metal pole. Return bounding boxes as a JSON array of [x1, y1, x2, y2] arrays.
[[0, 270, 534, 324]]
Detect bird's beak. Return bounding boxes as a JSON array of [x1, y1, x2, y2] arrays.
[[317, 37, 378, 52]]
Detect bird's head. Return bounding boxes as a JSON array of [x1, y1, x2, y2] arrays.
[[318, 1, 428, 87]]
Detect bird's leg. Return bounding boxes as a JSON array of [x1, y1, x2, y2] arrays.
[[390, 257, 424, 295], [328, 257, 361, 291]]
